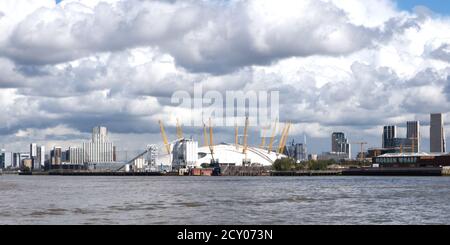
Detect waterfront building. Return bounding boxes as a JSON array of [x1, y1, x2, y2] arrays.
[[13, 153, 30, 169], [0, 149, 4, 169], [37, 146, 45, 168], [83, 126, 115, 163], [51, 147, 62, 165], [318, 152, 350, 162], [383, 125, 397, 148], [2, 151, 13, 169], [373, 152, 450, 168], [22, 159, 33, 170], [69, 147, 84, 165], [430, 113, 446, 153]]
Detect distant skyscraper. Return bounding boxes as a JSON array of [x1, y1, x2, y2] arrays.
[[407, 121, 420, 153], [331, 132, 350, 157], [51, 147, 62, 165], [30, 143, 40, 170], [383, 126, 397, 148], [0, 149, 4, 169], [285, 140, 307, 162], [37, 146, 45, 168], [3, 152, 13, 169], [30, 143, 37, 158], [430, 113, 446, 153]]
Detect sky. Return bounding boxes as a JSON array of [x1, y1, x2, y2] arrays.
[[1, 0, 450, 156], [397, 0, 450, 15]]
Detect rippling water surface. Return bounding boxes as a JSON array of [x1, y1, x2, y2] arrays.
[[1, 175, 450, 225]]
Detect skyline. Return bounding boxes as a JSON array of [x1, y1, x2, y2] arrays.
[[1, 114, 446, 158], [1, 0, 450, 155]]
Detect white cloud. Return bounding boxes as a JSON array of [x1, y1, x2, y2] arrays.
[[1, 0, 450, 155]]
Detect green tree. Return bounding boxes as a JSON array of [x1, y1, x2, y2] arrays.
[[306, 160, 335, 170], [273, 158, 297, 171]]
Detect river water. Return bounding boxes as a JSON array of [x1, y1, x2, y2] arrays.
[[1, 175, 450, 225]]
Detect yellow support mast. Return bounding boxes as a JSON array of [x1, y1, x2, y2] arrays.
[[260, 127, 267, 149], [279, 122, 292, 154], [209, 118, 214, 157], [243, 116, 249, 156], [203, 122, 208, 147], [159, 120, 171, 155], [268, 120, 278, 154], [176, 118, 183, 140], [277, 123, 289, 154]]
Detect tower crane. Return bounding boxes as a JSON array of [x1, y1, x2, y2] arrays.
[[350, 142, 368, 162]]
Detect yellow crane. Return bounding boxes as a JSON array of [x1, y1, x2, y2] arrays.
[[176, 118, 183, 140], [350, 142, 368, 162], [268, 120, 278, 154], [158, 120, 171, 155]]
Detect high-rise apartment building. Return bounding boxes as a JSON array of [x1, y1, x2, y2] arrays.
[[69, 147, 84, 164], [407, 121, 420, 153], [383, 126, 397, 148], [331, 132, 351, 157], [430, 113, 446, 153], [51, 147, 62, 165], [37, 146, 45, 168]]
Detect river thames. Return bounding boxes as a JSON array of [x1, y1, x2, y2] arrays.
[[1, 175, 450, 225]]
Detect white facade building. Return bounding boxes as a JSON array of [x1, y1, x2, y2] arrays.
[[37, 146, 45, 168], [83, 126, 115, 163], [69, 147, 84, 164]]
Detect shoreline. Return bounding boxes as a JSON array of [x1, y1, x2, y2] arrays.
[[8, 167, 447, 177]]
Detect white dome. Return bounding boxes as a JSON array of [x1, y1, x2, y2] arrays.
[[195, 143, 285, 167]]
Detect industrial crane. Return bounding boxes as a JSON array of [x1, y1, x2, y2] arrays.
[[350, 142, 368, 162]]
